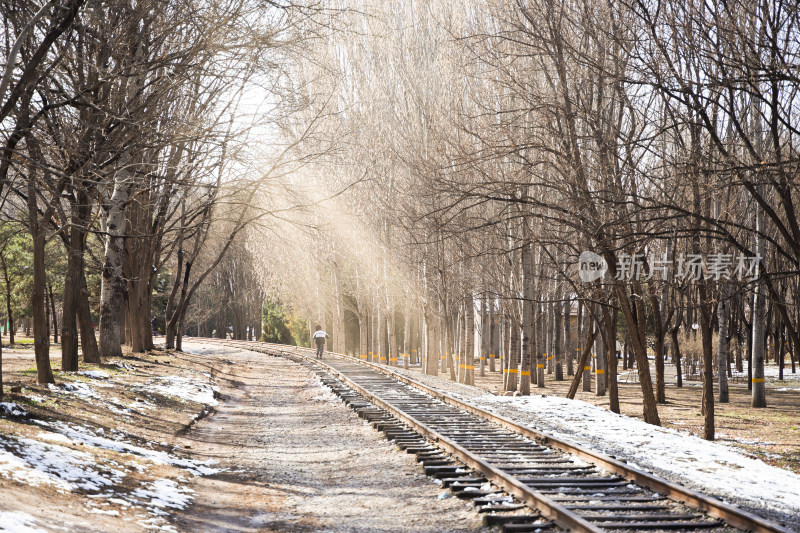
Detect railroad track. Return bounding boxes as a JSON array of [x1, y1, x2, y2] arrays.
[[184, 338, 794, 533]]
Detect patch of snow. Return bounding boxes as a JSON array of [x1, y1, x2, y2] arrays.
[[311, 389, 339, 403], [48, 382, 99, 399], [137, 517, 178, 532], [25, 395, 47, 404], [104, 398, 133, 416], [0, 448, 65, 489], [250, 514, 274, 525], [138, 376, 218, 406], [35, 420, 221, 476], [36, 432, 74, 445], [0, 434, 124, 492], [762, 364, 800, 380], [86, 508, 120, 516], [0, 511, 46, 533], [471, 393, 800, 523], [77, 370, 111, 380], [0, 402, 27, 418], [132, 478, 193, 510]]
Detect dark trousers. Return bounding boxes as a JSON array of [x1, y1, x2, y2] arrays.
[[315, 339, 324, 358]]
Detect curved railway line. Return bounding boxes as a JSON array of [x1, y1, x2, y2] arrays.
[[186, 338, 794, 533]]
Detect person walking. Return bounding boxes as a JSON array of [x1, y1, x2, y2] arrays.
[[312, 325, 329, 359]]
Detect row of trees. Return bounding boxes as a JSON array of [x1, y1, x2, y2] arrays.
[[5, 0, 797, 444], [250, 0, 800, 441], [0, 0, 323, 393]]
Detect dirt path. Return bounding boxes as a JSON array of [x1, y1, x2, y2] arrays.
[[175, 342, 484, 533]]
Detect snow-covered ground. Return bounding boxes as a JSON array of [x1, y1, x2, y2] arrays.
[[0, 433, 125, 492], [140, 375, 219, 406], [464, 392, 800, 529], [619, 361, 800, 388], [0, 417, 218, 503], [33, 420, 221, 476], [0, 367, 221, 532], [0, 511, 45, 533], [763, 364, 800, 380], [0, 402, 27, 418]]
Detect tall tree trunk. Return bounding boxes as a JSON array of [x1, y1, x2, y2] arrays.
[[505, 317, 519, 391], [465, 295, 475, 385], [520, 241, 534, 394], [143, 271, 155, 351], [376, 302, 383, 363], [99, 166, 130, 357], [751, 206, 767, 408], [480, 296, 488, 377], [672, 323, 683, 388], [615, 278, 659, 424], [366, 310, 373, 361], [454, 310, 462, 382], [546, 300, 554, 374], [651, 294, 666, 404], [48, 283, 58, 344], [699, 284, 716, 440], [424, 309, 437, 375], [594, 305, 607, 396], [582, 301, 591, 391], [536, 298, 545, 387], [359, 307, 368, 361], [28, 173, 54, 383], [606, 306, 619, 413], [718, 284, 731, 403], [334, 265, 346, 354], [45, 284, 50, 346], [78, 268, 100, 363], [176, 305, 188, 352], [403, 297, 410, 368], [381, 305, 390, 365], [503, 313, 510, 380], [387, 301, 396, 366], [167, 261, 192, 350], [1, 254, 14, 345], [568, 325, 599, 399], [489, 306, 497, 372], [565, 295, 573, 376], [164, 249, 184, 350], [446, 315, 456, 380], [61, 220, 82, 371], [554, 293, 564, 381]]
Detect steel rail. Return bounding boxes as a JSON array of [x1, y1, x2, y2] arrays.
[[185, 338, 795, 533]]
